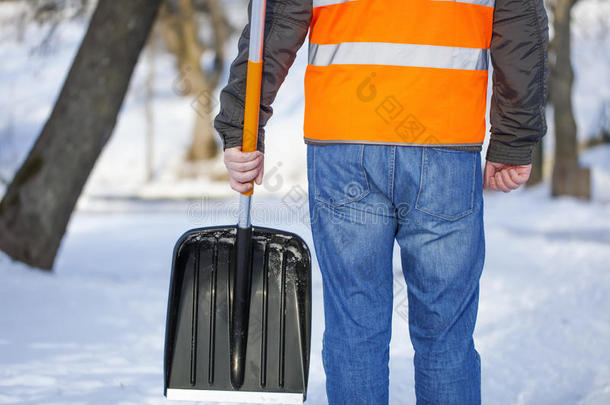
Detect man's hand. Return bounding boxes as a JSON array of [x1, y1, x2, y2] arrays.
[[224, 146, 264, 193], [483, 161, 531, 192]]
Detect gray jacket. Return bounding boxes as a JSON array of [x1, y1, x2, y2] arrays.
[[214, 0, 548, 166]]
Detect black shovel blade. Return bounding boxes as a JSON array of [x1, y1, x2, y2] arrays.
[[163, 225, 312, 403]]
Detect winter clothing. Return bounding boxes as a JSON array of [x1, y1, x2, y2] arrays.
[[214, 0, 549, 165], [307, 143, 485, 404]]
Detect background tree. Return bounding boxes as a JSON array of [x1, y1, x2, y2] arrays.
[[0, 0, 163, 270], [548, 0, 591, 199], [159, 0, 230, 162], [527, 141, 544, 186]]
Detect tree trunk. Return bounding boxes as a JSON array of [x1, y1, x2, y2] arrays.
[[550, 0, 590, 199], [145, 36, 157, 182], [160, 0, 226, 162], [0, 0, 162, 270], [188, 85, 219, 161], [527, 139, 544, 186]]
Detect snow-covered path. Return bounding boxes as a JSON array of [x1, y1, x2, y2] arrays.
[[1, 187, 609, 405]]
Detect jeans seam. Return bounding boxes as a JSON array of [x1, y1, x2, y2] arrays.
[[414, 147, 426, 212], [470, 153, 476, 212], [314, 197, 397, 221], [313, 144, 318, 203], [416, 206, 474, 223], [389, 146, 396, 203], [429, 146, 474, 153], [359, 144, 370, 196]]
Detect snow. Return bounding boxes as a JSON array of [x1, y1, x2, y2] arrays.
[[1, 182, 610, 404], [571, 0, 610, 140], [1, 0, 610, 404], [581, 144, 610, 202]]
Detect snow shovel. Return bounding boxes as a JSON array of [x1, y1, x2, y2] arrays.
[[163, 0, 312, 402]]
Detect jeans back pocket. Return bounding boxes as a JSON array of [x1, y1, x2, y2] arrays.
[[415, 147, 477, 221], [313, 144, 370, 207]]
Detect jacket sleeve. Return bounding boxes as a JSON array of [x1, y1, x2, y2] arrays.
[[486, 0, 549, 165], [213, 0, 312, 152]]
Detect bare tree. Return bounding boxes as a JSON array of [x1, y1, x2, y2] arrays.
[[159, 0, 229, 162], [548, 0, 590, 198], [527, 141, 544, 187], [0, 0, 163, 270], [145, 36, 157, 182]]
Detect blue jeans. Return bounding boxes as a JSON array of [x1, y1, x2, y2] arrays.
[[307, 144, 485, 405]]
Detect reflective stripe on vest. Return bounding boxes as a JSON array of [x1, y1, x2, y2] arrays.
[[312, 0, 357, 7], [430, 0, 495, 8], [309, 42, 489, 71], [304, 0, 494, 146], [313, 0, 496, 7]]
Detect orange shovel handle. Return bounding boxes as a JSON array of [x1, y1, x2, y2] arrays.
[[240, 60, 263, 196]]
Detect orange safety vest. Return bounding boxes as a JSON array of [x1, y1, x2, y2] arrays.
[[304, 0, 494, 147]]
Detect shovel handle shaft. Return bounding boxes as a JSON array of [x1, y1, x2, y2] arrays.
[[231, 226, 253, 389], [240, 0, 266, 197], [231, 0, 267, 389], [237, 194, 252, 228], [242, 61, 263, 154], [240, 60, 263, 197]]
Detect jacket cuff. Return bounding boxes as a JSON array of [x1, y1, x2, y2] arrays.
[[485, 139, 536, 166], [214, 120, 265, 153]]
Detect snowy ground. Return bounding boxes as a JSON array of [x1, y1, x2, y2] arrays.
[[1, 179, 610, 405]]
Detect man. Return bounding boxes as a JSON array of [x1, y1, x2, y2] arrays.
[[214, 0, 548, 403]]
